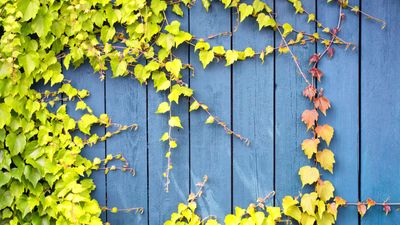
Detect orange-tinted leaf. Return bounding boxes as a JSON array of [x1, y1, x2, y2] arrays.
[[357, 203, 367, 217], [367, 198, 376, 209], [303, 85, 317, 101], [301, 109, 319, 130], [327, 203, 338, 220], [309, 68, 324, 82], [315, 124, 334, 146], [334, 196, 347, 206], [314, 96, 331, 116], [383, 203, 391, 215], [301, 138, 320, 159]]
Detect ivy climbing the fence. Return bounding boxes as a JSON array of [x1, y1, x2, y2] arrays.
[[0, 0, 393, 224]]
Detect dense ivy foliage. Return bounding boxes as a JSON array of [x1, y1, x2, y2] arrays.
[[0, 0, 388, 224]]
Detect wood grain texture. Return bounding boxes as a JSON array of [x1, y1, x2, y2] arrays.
[[317, 2, 359, 224], [148, 9, 190, 225], [189, 1, 232, 218], [232, 0, 275, 208], [63, 64, 106, 220], [274, 0, 316, 204], [361, 1, 400, 225], [106, 73, 147, 224]]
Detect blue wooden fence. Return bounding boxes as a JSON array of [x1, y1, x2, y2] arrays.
[[63, 0, 400, 224]]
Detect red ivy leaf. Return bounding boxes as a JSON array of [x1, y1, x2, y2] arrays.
[[301, 109, 319, 130], [309, 54, 320, 65], [383, 203, 391, 215], [327, 47, 334, 58], [303, 85, 317, 101], [314, 96, 331, 116], [309, 67, 324, 82], [357, 202, 367, 217]]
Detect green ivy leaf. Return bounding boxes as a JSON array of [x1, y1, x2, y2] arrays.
[[24, 165, 41, 187], [151, 0, 167, 15], [165, 59, 182, 78], [175, 31, 192, 47], [199, 50, 214, 69], [238, 3, 253, 22], [6, 133, 26, 156], [282, 23, 293, 37], [152, 71, 171, 91], [31, 8, 53, 37], [17, 0, 40, 21], [18, 52, 39, 76], [225, 50, 239, 66], [202, 0, 211, 11], [256, 13, 276, 30], [156, 102, 170, 114], [78, 114, 99, 135], [168, 116, 183, 128], [165, 21, 181, 35], [0, 104, 11, 129]]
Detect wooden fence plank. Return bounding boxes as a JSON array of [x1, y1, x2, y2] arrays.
[[148, 9, 190, 225], [106, 74, 147, 224], [64, 65, 106, 220], [361, 1, 400, 225], [232, 0, 275, 208], [274, 0, 316, 204], [189, 1, 232, 218], [317, 2, 359, 224]]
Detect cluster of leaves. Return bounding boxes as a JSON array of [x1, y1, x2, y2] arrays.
[[0, 0, 388, 224], [164, 203, 282, 225]]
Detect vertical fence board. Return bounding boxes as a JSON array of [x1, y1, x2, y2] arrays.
[[317, 2, 359, 224], [232, 0, 275, 208], [106, 75, 147, 224], [189, 1, 232, 218], [148, 9, 190, 225], [275, 0, 316, 204], [361, 1, 400, 225], [64, 65, 106, 220]]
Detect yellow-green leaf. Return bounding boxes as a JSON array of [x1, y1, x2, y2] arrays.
[[199, 50, 214, 69], [169, 116, 183, 128], [298, 166, 320, 187], [156, 102, 170, 114], [315, 124, 334, 146], [316, 180, 335, 202], [225, 50, 239, 66], [282, 23, 293, 37], [301, 138, 320, 159], [316, 149, 335, 173], [300, 192, 318, 216], [256, 13, 276, 30], [238, 3, 253, 22], [205, 116, 214, 124]]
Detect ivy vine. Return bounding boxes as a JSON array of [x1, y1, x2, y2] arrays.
[[0, 0, 392, 225]]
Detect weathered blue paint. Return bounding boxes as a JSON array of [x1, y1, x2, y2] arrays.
[[274, 0, 316, 205], [232, 0, 275, 208], [105, 71, 148, 224], [57, 1, 400, 224], [317, 2, 359, 224], [189, 1, 232, 218], [361, 1, 400, 225]]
